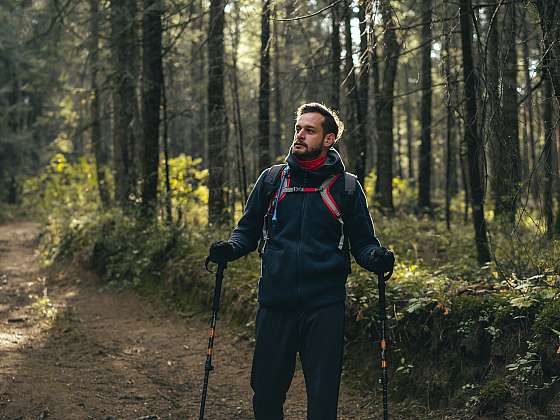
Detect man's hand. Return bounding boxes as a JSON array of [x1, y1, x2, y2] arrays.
[[368, 247, 395, 274], [208, 240, 235, 263]]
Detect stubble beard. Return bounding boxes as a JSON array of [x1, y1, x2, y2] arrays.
[[291, 139, 325, 161]]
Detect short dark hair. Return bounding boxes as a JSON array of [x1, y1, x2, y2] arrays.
[[296, 102, 345, 143]]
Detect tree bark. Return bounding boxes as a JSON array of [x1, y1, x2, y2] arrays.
[[207, 0, 227, 225], [459, 0, 491, 263], [355, 1, 369, 187], [141, 0, 163, 219], [522, 13, 538, 201], [110, 0, 138, 209], [162, 71, 172, 224], [396, 97, 403, 179], [501, 1, 520, 221], [534, 1, 560, 99], [543, 72, 554, 238], [343, 2, 358, 174], [368, 27, 380, 173], [375, 0, 400, 212], [230, 2, 248, 205], [443, 0, 457, 229], [331, 1, 341, 111], [89, 0, 110, 208], [487, 2, 501, 211], [538, 7, 557, 237], [258, 0, 271, 171], [404, 63, 414, 180], [487, 2, 520, 222], [418, 0, 432, 212], [273, 7, 283, 160]]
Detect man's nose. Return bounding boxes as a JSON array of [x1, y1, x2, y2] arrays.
[[296, 129, 305, 139]]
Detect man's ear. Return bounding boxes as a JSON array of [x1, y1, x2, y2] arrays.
[[324, 133, 336, 149]]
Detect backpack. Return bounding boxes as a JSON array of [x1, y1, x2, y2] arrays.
[[258, 163, 357, 255]]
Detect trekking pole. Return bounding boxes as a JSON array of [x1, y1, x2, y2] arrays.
[[199, 258, 227, 420], [377, 270, 392, 420]]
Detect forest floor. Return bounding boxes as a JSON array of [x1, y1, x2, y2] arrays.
[[0, 221, 396, 420]]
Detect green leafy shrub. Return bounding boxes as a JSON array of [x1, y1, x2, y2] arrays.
[[478, 378, 512, 415]]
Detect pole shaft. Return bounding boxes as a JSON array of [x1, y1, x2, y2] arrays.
[[199, 262, 226, 420], [378, 272, 389, 420]]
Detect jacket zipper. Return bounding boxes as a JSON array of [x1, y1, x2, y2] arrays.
[[296, 172, 308, 302]]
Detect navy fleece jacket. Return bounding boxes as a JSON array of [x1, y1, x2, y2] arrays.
[[229, 149, 382, 309]]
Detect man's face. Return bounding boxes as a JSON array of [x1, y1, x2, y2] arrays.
[[291, 112, 335, 160]]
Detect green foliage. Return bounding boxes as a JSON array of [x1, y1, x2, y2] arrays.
[[21, 153, 102, 222], [478, 378, 512, 415], [157, 154, 209, 225]]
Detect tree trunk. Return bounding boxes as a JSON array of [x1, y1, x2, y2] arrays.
[[539, 11, 556, 238], [404, 63, 414, 181], [522, 13, 538, 201], [543, 74, 554, 238], [128, 0, 141, 187], [501, 1, 520, 222], [459, 119, 470, 223], [258, 0, 271, 171], [162, 68, 172, 224], [418, 0, 432, 212], [207, 0, 227, 225], [459, 0, 491, 263], [230, 2, 248, 205], [369, 26, 380, 174], [534, 1, 560, 99], [89, 0, 110, 208], [487, 2, 502, 214], [488, 2, 520, 223], [331, 1, 341, 111], [188, 0, 206, 161], [375, 0, 400, 212], [110, 0, 138, 209], [141, 0, 163, 219], [396, 98, 403, 179], [273, 7, 283, 160], [355, 1, 369, 187], [343, 2, 358, 174], [443, 0, 457, 229]]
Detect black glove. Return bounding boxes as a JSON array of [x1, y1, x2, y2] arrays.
[[368, 247, 395, 274], [208, 240, 235, 263]]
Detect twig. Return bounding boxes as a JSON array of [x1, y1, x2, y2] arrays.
[[274, 0, 344, 22]]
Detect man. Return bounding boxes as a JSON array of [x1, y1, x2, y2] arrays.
[[208, 103, 394, 420]]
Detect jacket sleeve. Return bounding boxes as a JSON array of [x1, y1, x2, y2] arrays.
[[228, 169, 270, 260], [346, 180, 382, 272]]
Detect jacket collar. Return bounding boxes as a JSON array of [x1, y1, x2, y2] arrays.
[[285, 148, 346, 178]]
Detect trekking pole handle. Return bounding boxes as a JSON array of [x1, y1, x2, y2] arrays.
[[212, 262, 226, 312]]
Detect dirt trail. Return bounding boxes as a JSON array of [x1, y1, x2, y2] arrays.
[[0, 222, 388, 420]]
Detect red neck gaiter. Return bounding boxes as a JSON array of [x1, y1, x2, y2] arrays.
[[295, 155, 327, 171]]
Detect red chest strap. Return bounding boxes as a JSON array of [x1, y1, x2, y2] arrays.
[[281, 173, 343, 219], [280, 173, 345, 250]]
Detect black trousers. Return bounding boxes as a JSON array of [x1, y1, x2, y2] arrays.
[[250, 303, 345, 420]]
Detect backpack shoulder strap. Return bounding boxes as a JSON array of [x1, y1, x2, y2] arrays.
[[343, 172, 357, 197], [263, 164, 286, 197], [320, 171, 357, 218], [258, 164, 286, 256]]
